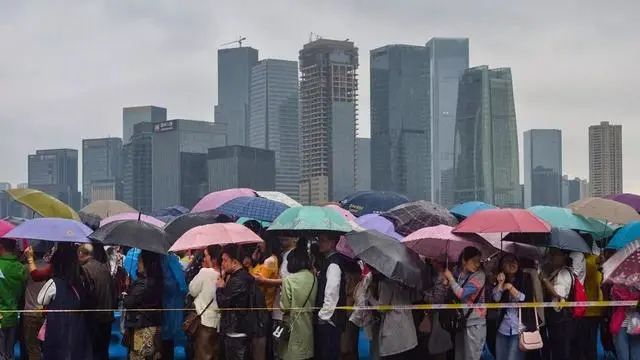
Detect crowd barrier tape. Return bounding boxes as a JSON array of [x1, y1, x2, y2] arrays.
[[7, 300, 638, 313]]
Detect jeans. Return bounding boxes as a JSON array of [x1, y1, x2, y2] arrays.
[[315, 323, 342, 360], [454, 323, 486, 360], [224, 336, 250, 360], [614, 328, 640, 360], [495, 333, 523, 360], [0, 327, 16, 359]]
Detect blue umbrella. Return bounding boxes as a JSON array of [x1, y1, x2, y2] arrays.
[[4, 218, 92, 243], [217, 196, 289, 222], [339, 191, 410, 217], [545, 228, 592, 253], [607, 221, 640, 250], [449, 201, 497, 219]]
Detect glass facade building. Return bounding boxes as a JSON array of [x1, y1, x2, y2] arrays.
[[28, 149, 81, 209], [207, 146, 276, 192], [122, 122, 154, 212], [523, 129, 562, 207], [82, 137, 123, 205], [122, 106, 166, 144]]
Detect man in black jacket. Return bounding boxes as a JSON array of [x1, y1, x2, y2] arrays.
[[217, 244, 254, 360]]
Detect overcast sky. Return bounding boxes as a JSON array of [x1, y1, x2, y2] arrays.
[[1, 0, 639, 193]]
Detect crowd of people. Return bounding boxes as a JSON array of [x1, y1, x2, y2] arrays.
[[0, 222, 638, 360]]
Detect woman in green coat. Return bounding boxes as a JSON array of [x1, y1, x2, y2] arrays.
[[279, 246, 317, 360]]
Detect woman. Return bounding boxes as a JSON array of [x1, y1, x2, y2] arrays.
[[188, 245, 222, 360], [443, 246, 486, 360], [37, 243, 91, 360], [250, 239, 280, 360], [279, 245, 317, 360], [123, 250, 164, 360], [609, 284, 640, 360]]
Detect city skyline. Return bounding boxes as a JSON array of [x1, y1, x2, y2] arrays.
[[1, 1, 639, 193]]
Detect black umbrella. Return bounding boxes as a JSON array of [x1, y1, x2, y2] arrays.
[[544, 228, 592, 253], [382, 200, 458, 236], [163, 210, 234, 240], [89, 220, 172, 254], [346, 230, 425, 290]]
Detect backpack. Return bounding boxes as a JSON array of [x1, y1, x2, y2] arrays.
[[568, 269, 588, 318], [246, 282, 270, 337]]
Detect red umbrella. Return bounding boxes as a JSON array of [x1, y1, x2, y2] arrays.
[[453, 208, 551, 234]]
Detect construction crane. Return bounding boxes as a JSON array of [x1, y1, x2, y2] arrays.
[[220, 36, 246, 48]]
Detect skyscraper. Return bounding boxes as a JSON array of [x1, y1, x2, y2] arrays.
[[370, 44, 429, 201], [122, 122, 154, 212], [28, 149, 80, 209], [0, 183, 10, 191], [523, 129, 562, 207], [207, 146, 276, 192], [453, 66, 520, 208], [82, 137, 123, 205], [249, 59, 300, 199], [215, 47, 259, 146], [427, 38, 469, 207], [562, 175, 584, 206], [122, 106, 167, 144], [356, 137, 371, 191], [589, 121, 623, 197], [299, 38, 358, 204]]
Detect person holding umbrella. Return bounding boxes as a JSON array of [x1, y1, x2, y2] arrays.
[[0, 238, 27, 359]]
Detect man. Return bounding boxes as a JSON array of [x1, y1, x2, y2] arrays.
[[22, 244, 48, 360], [0, 238, 27, 359], [217, 244, 255, 360], [78, 244, 115, 360]]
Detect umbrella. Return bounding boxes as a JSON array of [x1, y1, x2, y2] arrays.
[[267, 206, 352, 233], [257, 191, 302, 208], [454, 208, 551, 234], [345, 230, 424, 289], [450, 201, 497, 219], [4, 218, 92, 243], [79, 200, 136, 219], [477, 233, 546, 260], [164, 210, 233, 239], [169, 223, 263, 252], [0, 220, 15, 238], [339, 191, 410, 217], [89, 220, 172, 254], [542, 228, 592, 253], [382, 200, 458, 236], [325, 204, 357, 221], [216, 196, 289, 222], [5, 188, 80, 220], [608, 193, 640, 213], [237, 217, 271, 228], [402, 225, 489, 262], [100, 212, 166, 228], [602, 239, 640, 289], [569, 197, 640, 225], [191, 188, 256, 213], [607, 221, 640, 250], [528, 206, 598, 233], [150, 206, 190, 223], [354, 214, 402, 240]]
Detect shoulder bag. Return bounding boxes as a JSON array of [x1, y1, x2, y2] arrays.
[[274, 275, 316, 341], [518, 307, 543, 351], [182, 296, 215, 338], [439, 273, 485, 333]]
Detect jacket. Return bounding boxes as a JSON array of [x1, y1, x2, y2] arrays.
[[123, 275, 163, 328], [280, 270, 317, 360], [217, 268, 253, 335], [189, 267, 220, 328], [0, 255, 27, 327], [82, 258, 116, 323]]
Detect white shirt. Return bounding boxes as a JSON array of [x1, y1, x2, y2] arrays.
[[188, 267, 220, 329], [318, 263, 342, 322], [37, 279, 57, 306], [570, 252, 586, 284], [273, 248, 293, 321]]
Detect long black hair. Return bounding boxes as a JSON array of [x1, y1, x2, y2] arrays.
[[287, 238, 311, 274], [51, 243, 84, 289], [497, 254, 525, 300], [139, 250, 163, 282]]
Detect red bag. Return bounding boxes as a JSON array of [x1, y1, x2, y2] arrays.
[[570, 272, 587, 318]]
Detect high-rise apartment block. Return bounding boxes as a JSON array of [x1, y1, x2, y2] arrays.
[[299, 39, 358, 204], [82, 137, 123, 205], [28, 149, 80, 209], [523, 129, 562, 207], [589, 121, 622, 197], [122, 106, 167, 144]]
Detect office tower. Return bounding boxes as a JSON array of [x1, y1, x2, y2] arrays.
[[589, 121, 623, 197], [151, 119, 227, 209], [28, 149, 80, 209], [17, 183, 28, 189], [0, 183, 10, 191], [562, 175, 583, 206], [299, 38, 358, 204], [356, 138, 371, 191], [370, 44, 429, 200], [523, 129, 562, 207], [249, 59, 300, 199], [122, 106, 167, 144], [215, 47, 259, 146], [122, 122, 154, 212], [207, 146, 276, 192], [82, 137, 123, 205], [453, 66, 520, 208], [427, 38, 469, 207]]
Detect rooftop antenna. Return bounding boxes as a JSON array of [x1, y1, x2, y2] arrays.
[[220, 36, 246, 48]]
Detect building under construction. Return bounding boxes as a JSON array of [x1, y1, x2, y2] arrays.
[[298, 38, 359, 204]]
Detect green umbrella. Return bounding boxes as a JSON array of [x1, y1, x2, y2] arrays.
[[267, 206, 353, 233], [528, 206, 613, 240]]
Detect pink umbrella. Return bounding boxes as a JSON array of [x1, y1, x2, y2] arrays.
[[191, 188, 256, 213], [170, 223, 263, 252], [453, 208, 551, 234], [100, 212, 165, 228], [0, 220, 15, 238], [325, 204, 356, 221], [402, 225, 490, 262], [603, 238, 640, 289]]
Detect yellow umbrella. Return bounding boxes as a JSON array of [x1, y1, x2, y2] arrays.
[[569, 197, 640, 225], [80, 200, 136, 219], [5, 188, 80, 220]]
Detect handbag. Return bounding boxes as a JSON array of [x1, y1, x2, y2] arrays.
[[439, 273, 484, 333], [518, 307, 543, 351], [182, 296, 215, 338], [274, 275, 316, 341]]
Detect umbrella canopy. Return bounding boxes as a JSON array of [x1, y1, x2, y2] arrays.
[[237, 217, 271, 228], [607, 221, 640, 250], [169, 223, 263, 252], [454, 208, 551, 234], [325, 204, 357, 221], [477, 233, 546, 260], [256, 191, 302, 208], [569, 197, 640, 225], [346, 230, 424, 289], [0, 220, 15, 238], [382, 200, 458, 236], [355, 214, 402, 240], [90, 220, 172, 254], [450, 201, 497, 219], [164, 210, 233, 240], [608, 193, 640, 213], [79, 200, 136, 219], [191, 188, 256, 213], [4, 218, 91, 243], [528, 206, 598, 233], [402, 225, 488, 262], [216, 196, 289, 222], [542, 228, 592, 253], [100, 212, 165, 228], [267, 206, 353, 233], [339, 191, 410, 217], [150, 206, 190, 223], [603, 239, 640, 289], [5, 188, 80, 220]]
